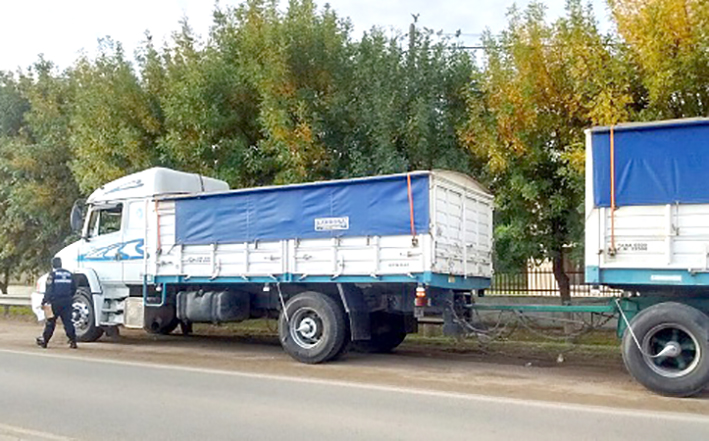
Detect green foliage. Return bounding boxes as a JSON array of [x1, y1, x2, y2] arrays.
[[0, 72, 29, 138], [158, 18, 265, 187], [334, 24, 477, 178], [1, 0, 708, 287], [71, 38, 162, 192], [0, 0, 478, 275], [0, 60, 79, 277], [610, 0, 709, 119], [461, 0, 634, 280]]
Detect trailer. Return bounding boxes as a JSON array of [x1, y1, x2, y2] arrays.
[[470, 118, 709, 397], [39, 168, 493, 364], [584, 118, 709, 396]]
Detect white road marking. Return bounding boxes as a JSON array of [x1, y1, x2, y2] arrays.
[[0, 422, 74, 441], [0, 348, 708, 424]]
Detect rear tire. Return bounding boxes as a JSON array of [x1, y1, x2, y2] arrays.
[[355, 312, 407, 353], [279, 291, 348, 364], [622, 302, 709, 397], [366, 330, 407, 353], [72, 287, 104, 342]]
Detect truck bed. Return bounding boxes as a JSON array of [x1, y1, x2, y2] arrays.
[[585, 118, 709, 287], [152, 171, 493, 290]]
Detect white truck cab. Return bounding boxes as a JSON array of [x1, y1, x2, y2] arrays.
[[35, 168, 228, 336]]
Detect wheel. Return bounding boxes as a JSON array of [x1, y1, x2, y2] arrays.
[[103, 326, 120, 340], [179, 321, 193, 336], [146, 317, 180, 335], [145, 304, 179, 335], [354, 312, 407, 353], [367, 330, 407, 353], [329, 321, 351, 361], [72, 287, 104, 342], [622, 302, 709, 397], [278, 291, 348, 364]]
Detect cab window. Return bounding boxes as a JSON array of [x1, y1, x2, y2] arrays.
[[87, 204, 123, 238]]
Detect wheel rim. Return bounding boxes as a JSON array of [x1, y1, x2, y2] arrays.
[[289, 307, 324, 349], [642, 323, 701, 379], [72, 299, 92, 332]]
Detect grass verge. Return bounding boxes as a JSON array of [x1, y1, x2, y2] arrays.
[[1, 309, 621, 364], [0, 305, 36, 321]]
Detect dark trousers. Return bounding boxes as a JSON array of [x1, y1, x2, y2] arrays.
[[42, 300, 76, 344]]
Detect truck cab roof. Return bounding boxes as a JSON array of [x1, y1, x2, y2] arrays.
[[86, 167, 229, 204]]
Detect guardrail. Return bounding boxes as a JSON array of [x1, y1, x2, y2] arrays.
[[0, 295, 32, 315]]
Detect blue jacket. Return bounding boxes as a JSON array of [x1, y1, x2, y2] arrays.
[[43, 268, 76, 304]]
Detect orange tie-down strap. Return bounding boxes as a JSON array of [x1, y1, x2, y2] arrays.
[[407, 173, 416, 236], [610, 125, 616, 252]]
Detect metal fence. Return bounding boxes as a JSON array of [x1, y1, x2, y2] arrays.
[[0, 295, 31, 316], [488, 270, 621, 297]]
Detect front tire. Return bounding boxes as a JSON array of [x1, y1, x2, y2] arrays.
[[622, 302, 709, 397], [72, 287, 104, 342], [278, 291, 348, 364]]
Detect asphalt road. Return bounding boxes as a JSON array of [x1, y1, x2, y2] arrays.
[[0, 349, 708, 441]]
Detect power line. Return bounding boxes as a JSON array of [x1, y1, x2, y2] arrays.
[[455, 42, 628, 50]]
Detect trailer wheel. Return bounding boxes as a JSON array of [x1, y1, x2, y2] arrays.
[[622, 302, 709, 397], [72, 287, 104, 342], [279, 291, 348, 364]]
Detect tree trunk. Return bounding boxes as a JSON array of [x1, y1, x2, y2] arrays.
[[552, 249, 573, 335], [0, 268, 8, 295], [552, 250, 571, 305]]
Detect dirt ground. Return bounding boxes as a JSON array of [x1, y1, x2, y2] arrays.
[[1, 318, 708, 416]]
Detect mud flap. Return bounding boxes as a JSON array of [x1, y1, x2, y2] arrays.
[[337, 284, 371, 341]]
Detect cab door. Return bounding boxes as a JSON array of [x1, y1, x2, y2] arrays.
[[121, 200, 148, 285]]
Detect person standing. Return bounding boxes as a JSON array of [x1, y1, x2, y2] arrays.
[[36, 257, 78, 349]]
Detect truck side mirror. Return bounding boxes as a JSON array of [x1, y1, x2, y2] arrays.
[[70, 199, 85, 233]]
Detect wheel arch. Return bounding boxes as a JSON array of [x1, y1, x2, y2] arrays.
[[73, 270, 104, 329], [73, 268, 103, 294]]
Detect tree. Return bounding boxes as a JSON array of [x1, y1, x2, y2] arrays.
[[0, 72, 29, 138], [207, 0, 349, 184], [461, 0, 633, 302], [0, 72, 30, 292], [70, 38, 162, 193], [610, 0, 709, 119], [0, 60, 80, 280], [157, 13, 275, 187]]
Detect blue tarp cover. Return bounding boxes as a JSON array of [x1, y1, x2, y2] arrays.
[[174, 174, 430, 244], [593, 119, 709, 207]]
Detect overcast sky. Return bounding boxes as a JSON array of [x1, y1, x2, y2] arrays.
[[0, 0, 611, 72]]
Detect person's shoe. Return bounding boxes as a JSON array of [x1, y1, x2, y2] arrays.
[[36, 337, 47, 349], [69, 341, 78, 349]]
